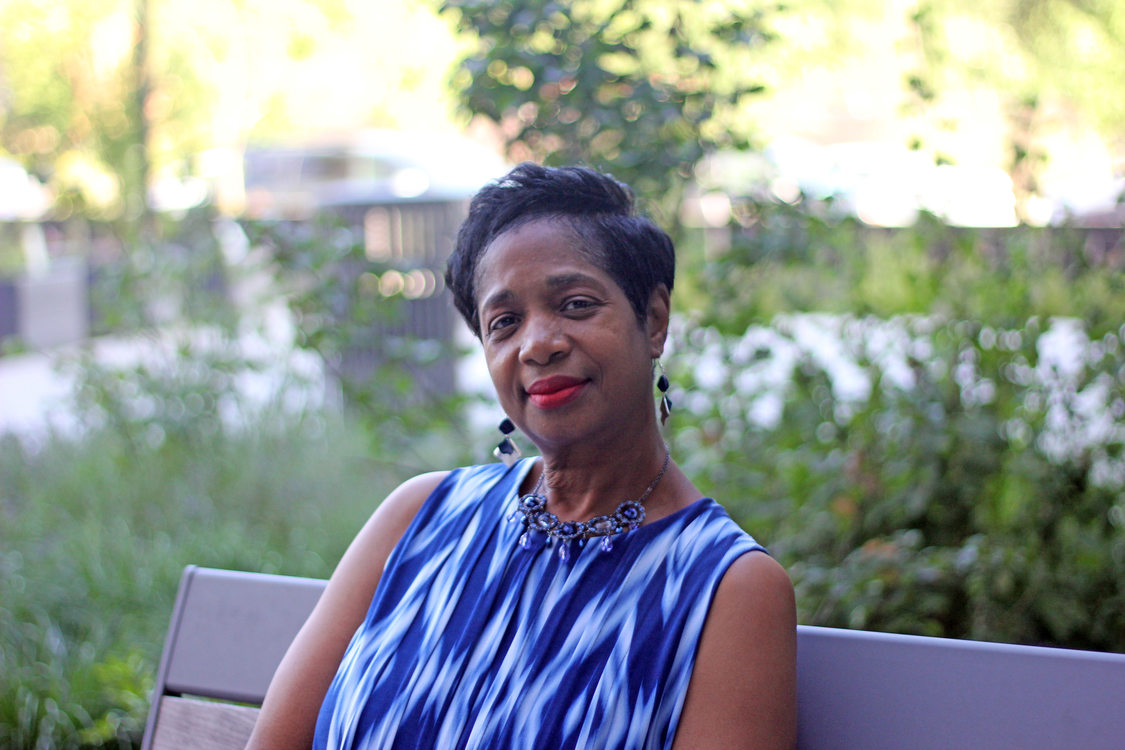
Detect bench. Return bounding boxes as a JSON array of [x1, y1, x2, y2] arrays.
[[141, 565, 1125, 750]]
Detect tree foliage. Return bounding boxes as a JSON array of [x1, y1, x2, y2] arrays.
[[441, 0, 776, 222], [0, 0, 152, 218], [0, 0, 450, 224], [903, 0, 1125, 207], [693, 200, 1125, 335]]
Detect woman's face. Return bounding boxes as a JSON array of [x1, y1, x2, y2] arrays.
[[474, 218, 668, 452]]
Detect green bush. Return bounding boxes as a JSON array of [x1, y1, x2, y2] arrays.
[[672, 314, 1125, 649], [669, 199, 1125, 649], [689, 201, 1125, 335]]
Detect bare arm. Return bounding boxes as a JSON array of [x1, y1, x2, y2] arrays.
[[672, 551, 798, 750], [245, 471, 448, 750]]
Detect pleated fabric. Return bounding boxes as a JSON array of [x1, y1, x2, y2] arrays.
[[313, 458, 764, 750]]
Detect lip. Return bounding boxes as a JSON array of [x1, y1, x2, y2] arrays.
[[526, 375, 588, 410]]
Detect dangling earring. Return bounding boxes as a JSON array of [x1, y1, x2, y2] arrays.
[[656, 360, 672, 426], [494, 417, 521, 466]]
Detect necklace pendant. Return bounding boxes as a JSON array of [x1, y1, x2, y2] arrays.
[[513, 449, 671, 556]]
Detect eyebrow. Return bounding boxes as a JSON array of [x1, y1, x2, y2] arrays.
[[480, 289, 515, 312], [479, 272, 607, 312], [545, 272, 605, 290]]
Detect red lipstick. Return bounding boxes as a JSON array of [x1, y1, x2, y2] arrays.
[[527, 376, 587, 410]]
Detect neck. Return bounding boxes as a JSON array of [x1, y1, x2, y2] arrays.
[[533, 434, 671, 521]]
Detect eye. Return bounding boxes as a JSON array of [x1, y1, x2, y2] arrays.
[[487, 313, 519, 335], [562, 297, 599, 314]]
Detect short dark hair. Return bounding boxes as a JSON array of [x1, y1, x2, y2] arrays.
[[445, 162, 675, 337]]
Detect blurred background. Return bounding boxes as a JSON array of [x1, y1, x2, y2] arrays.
[[1, 0, 1123, 746]]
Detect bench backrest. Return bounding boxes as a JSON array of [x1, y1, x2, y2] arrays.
[[142, 566, 1125, 750], [796, 624, 1125, 749], [140, 566, 326, 750]]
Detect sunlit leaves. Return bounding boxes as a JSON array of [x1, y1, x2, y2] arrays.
[[442, 0, 776, 221]]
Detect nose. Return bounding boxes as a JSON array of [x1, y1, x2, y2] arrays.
[[518, 313, 569, 366]]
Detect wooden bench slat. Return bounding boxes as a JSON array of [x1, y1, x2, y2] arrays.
[[149, 696, 259, 750]]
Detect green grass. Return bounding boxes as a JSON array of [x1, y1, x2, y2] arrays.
[[0, 412, 421, 749]]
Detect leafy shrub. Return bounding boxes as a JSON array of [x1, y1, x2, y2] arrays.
[[244, 215, 472, 452], [690, 200, 1125, 335], [666, 199, 1125, 649], [670, 312, 1125, 650]]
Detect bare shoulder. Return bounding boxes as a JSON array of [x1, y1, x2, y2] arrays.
[[713, 550, 796, 622], [701, 552, 796, 679], [335, 469, 450, 582], [673, 550, 797, 750]]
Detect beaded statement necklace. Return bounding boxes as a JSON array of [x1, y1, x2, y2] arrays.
[[509, 449, 671, 561]]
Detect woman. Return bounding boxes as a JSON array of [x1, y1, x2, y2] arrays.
[[246, 163, 796, 749]]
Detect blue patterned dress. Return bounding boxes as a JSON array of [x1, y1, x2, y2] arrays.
[[313, 458, 764, 749]]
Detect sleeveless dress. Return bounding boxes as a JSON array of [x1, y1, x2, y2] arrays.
[[313, 458, 765, 750]]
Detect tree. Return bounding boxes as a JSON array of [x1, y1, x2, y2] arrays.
[[903, 0, 1125, 217], [0, 0, 147, 219], [0, 0, 456, 225], [441, 0, 777, 224]]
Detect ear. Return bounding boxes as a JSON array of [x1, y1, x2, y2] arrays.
[[644, 284, 671, 358]]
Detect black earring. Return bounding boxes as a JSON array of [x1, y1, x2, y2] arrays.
[[494, 418, 521, 466], [656, 361, 672, 426]]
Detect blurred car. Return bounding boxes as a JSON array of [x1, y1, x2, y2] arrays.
[[242, 130, 508, 219]]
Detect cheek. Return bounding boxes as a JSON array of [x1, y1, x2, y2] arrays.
[[483, 345, 514, 392], [485, 358, 503, 389]]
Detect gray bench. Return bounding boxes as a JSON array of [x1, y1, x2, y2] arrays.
[[141, 565, 1125, 750]]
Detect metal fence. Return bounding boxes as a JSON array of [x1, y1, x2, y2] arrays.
[[329, 199, 469, 401]]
